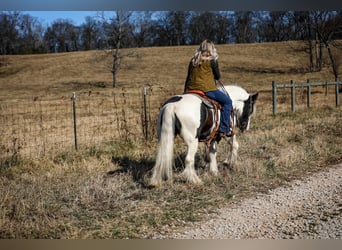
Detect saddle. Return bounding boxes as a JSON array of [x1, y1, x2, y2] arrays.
[[185, 90, 222, 145]]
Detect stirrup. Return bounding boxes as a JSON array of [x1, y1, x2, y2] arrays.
[[219, 129, 234, 138]]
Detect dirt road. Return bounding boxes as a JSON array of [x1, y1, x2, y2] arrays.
[[151, 163, 342, 239]]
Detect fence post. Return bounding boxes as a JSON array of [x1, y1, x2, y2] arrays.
[[72, 92, 78, 150], [336, 78, 340, 107], [272, 81, 277, 115], [307, 79, 311, 108], [143, 86, 148, 140], [291, 80, 296, 112]]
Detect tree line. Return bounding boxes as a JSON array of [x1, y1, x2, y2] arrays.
[[1, 11, 342, 83], [1, 11, 341, 54]]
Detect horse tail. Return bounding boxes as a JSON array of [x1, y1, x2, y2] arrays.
[[149, 103, 177, 187]]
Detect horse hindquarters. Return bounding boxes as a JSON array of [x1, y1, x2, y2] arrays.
[[149, 104, 175, 187]]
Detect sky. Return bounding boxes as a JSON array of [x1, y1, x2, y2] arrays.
[[1, 1, 341, 13], [24, 11, 99, 26]]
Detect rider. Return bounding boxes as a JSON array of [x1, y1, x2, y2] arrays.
[[184, 39, 233, 137]]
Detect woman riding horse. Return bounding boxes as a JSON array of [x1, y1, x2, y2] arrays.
[[184, 39, 233, 137], [149, 40, 259, 187]]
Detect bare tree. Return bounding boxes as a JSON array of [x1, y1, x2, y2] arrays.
[[0, 11, 47, 54], [43, 19, 78, 52], [150, 11, 173, 46], [215, 11, 232, 44], [111, 11, 125, 87], [188, 11, 231, 44], [288, 11, 341, 76], [302, 11, 316, 71], [315, 11, 342, 80], [167, 11, 190, 46], [132, 11, 154, 47], [0, 11, 20, 54], [99, 11, 137, 87], [81, 16, 102, 50], [232, 11, 256, 43]]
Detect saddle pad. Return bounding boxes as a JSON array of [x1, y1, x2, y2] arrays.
[[185, 90, 221, 110]]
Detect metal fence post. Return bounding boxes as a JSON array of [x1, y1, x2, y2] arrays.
[[291, 80, 296, 112], [307, 79, 311, 108], [143, 86, 148, 140], [72, 92, 78, 150], [272, 81, 277, 115], [336, 78, 340, 107]]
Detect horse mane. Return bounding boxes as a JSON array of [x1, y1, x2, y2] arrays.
[[224, 85, 250, 113], [224, 85, 250, 101]]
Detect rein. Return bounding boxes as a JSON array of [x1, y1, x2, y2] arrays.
[[216, 80, 230, 97], [231, 109, 239, 130]]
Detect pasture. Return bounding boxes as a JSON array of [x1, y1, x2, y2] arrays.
[[0, 41, 341, 238]]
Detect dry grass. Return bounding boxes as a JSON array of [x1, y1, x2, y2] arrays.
[[0, 41, 341, 238], [1, 41, 340, 99]]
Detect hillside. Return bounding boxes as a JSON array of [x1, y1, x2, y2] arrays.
[[0, 41, 340, 100]]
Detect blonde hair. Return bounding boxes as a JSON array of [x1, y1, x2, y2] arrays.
[[191, 39, 219, 67]]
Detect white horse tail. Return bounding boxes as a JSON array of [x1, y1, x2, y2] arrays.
[[149, 103, 177, 187]]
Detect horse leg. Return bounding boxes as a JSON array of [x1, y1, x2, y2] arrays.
[[182, 139, 202, 184], [224, 134, 239, 169], [206, 141, 219, 176]]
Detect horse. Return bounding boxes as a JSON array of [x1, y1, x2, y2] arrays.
[[149, 85, 258, 187]]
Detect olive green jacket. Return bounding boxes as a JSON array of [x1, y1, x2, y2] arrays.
[[184, 59, 221, 93]]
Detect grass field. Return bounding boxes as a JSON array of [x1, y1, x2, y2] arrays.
[[0, 41, 341, 238]]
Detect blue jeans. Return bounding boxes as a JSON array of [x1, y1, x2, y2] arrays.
[[205, 90, 232, 133]]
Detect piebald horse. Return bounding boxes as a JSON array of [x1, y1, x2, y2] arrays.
[[149, 85, 258, 187]]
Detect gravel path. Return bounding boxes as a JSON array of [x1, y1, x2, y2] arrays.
[[151, 163, 342, 239]]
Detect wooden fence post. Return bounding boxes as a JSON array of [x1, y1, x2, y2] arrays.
[[291, 80, 296, 112], [307, 79, 311, 108], [272, 81, 277, 115], [273, 79, 339, 114]]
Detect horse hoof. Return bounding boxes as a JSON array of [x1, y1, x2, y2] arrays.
[[148, 181, 162, 188], [210, 170, 219, 176], [222, 160, 230, 167], [188, 181, 203, 186], [192, 178, 203, 185], [222, 161, 235, 171]]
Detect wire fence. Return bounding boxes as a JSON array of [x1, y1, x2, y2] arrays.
[[0, 87, 172, 166]]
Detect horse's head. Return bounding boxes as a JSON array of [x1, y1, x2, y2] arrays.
[[222, 85, 259, 132], [235, 92, 259, 132], [223, 85, 259, 132]]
